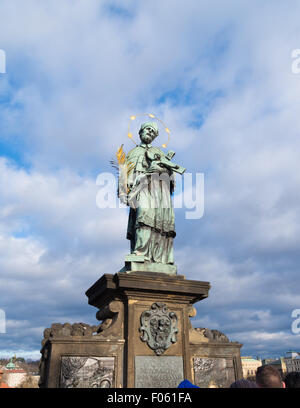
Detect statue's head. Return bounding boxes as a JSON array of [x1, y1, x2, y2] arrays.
[[139, 122, 159, 144]]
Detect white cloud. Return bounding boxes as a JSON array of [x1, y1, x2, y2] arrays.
[[0, 158, 130, 353], [1, 0, 300, 358]]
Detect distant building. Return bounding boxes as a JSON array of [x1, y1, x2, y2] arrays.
[[5, 358, 16, 370], [4, 369, 27, 388], [0, 368, 10, 388], [241, 356, 262, 379], [284, 351, 300, 373], [2, 358, 27, 387], [261, 358, 276, 365], [262, 357, 287, 376]]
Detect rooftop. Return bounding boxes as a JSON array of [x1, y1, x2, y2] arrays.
[[241, 357, 261, 361]]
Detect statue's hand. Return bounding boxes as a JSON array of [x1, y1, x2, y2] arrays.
[[146, 161, 167, 173]]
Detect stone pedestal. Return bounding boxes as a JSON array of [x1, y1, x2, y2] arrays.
[[86, 272, 210, 388], [39, 271, 243, 388]]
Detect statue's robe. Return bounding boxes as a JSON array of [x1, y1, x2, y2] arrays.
[[125, 143, 175, 264]]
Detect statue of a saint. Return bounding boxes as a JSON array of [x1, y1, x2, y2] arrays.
[[118, 122, 185, 270]]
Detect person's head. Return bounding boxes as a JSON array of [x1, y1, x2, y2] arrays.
[[284, 372, 300, 388], [139, 122, 159, 144], [230, 379, 258, 388], [256, 365, 285, 388]]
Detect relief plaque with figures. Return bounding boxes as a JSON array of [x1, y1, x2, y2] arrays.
[[193, 357, 235, 388], [60, 356, 115, 388]]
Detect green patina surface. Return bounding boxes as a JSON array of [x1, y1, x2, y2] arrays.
[[119, 122, 185, 272]]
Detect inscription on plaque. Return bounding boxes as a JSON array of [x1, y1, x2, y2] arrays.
[[135, 356, 184, 388], [193, 357, 235, 388]]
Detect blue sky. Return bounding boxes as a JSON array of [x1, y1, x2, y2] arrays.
[[1, 0, 300, 360]]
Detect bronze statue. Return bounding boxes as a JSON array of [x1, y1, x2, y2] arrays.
[[117, 122, 185, 269]]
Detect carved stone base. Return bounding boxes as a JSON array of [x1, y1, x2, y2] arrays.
[[39, 272, 243, 388]]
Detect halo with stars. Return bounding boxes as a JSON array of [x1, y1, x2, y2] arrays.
[[127, 113, 171, 148]]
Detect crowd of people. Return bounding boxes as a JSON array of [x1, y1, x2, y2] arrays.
[[178, 365, 300, 388]]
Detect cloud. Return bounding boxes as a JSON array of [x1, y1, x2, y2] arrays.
[[0, 158, 129, 353], [1, 0, 300, 359]]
